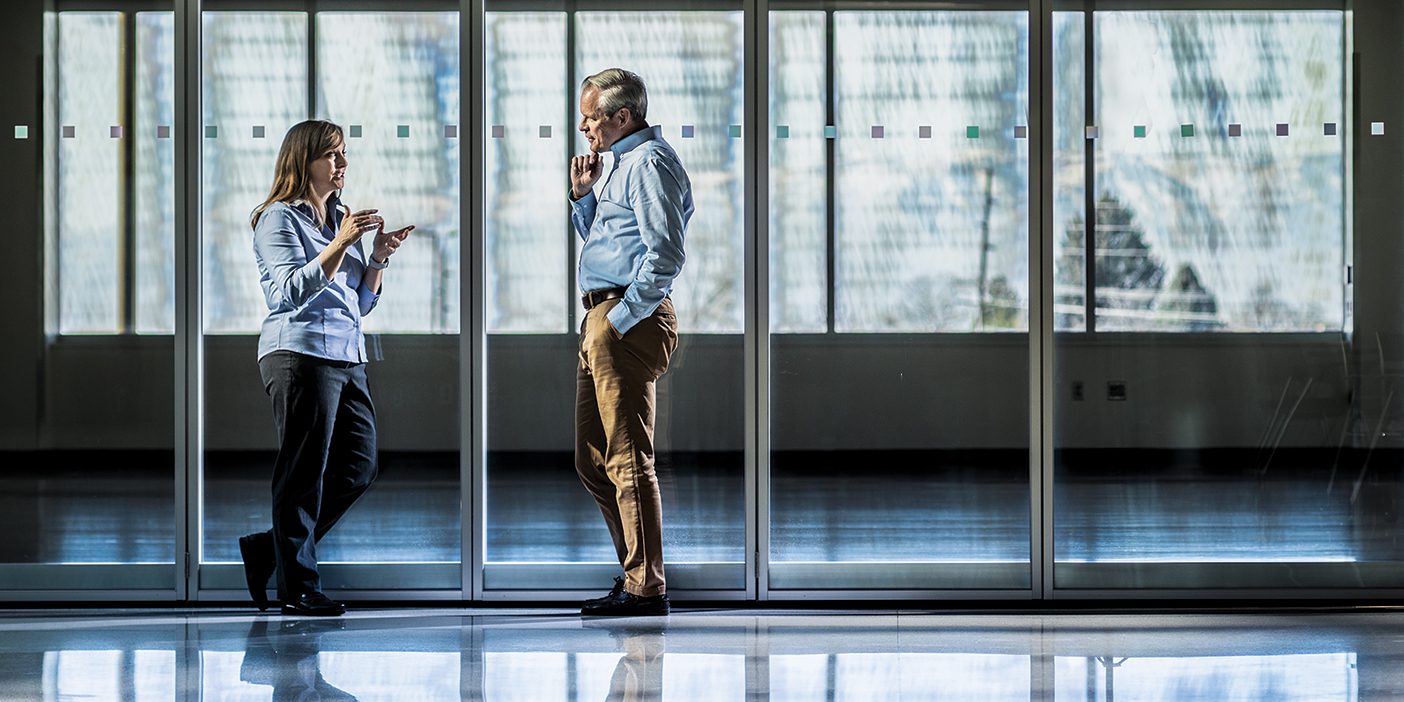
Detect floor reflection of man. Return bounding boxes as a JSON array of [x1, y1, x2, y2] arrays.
[[240, 619, 357, 701], [587, 620, 667, 702]]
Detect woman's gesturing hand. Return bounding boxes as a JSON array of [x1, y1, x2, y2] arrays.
[[336, 209, 383, 246], [372, 223, 415, 263]]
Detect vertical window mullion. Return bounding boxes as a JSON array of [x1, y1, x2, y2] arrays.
[[123, 12, 137, 334], [1082, 8, 1095, 334], [824, 9, 835, 334], [566, 5, 577, 333]]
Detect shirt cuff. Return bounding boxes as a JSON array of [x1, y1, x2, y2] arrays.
[[605, 300, 639, 337]]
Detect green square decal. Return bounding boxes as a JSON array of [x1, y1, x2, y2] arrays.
[[823, 125, 837, 139], [728, 124, 742, 138], [966, 125, 980, 139], [1133, 125, 1147, 138], [1180, 124, 1195, 137], [397, 125, 410, 138], [204, 125, 217, 139], [776, 125, 789, 139]]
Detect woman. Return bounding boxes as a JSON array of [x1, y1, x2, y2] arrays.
[[238, 119, 413, 617]]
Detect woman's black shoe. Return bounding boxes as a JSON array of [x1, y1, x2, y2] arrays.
[[281, 592, 347, 617], [238, 533, 275, 612]]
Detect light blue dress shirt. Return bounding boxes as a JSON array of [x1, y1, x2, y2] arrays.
[[252, 195, 380, 363], [570, 125, 693, 336]]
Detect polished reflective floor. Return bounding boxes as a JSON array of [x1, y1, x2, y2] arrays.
[[2, 607, 1404, 700]]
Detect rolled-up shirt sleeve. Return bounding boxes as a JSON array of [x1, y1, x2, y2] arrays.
[[606, 157, 687, 336], [253, 208, 333, 311], [570, 190, 598, 241]]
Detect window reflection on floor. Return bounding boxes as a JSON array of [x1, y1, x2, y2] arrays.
[[1055, 653, 1357, 702]]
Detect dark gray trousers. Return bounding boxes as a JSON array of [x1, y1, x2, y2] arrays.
[[257, 350, 379, 601]]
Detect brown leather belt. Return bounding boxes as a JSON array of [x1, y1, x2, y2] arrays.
[[581, 287, 628, 310]]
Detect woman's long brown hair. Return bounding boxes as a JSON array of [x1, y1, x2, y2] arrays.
[[250, 119, 347, 230]]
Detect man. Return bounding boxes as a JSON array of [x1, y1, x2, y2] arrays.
[[569, 68, 693, 617]]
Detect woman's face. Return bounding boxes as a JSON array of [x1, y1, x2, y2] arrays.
[[308, 137, 348, 193]]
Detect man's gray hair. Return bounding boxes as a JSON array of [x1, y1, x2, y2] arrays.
[[582, 68, 648, 122]]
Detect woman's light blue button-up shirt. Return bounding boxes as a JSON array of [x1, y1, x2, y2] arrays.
[[252, 196, 380, 363]]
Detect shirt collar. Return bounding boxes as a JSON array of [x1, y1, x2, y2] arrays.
[[289, 192, 341, 223], [610, 125, 661, 158]]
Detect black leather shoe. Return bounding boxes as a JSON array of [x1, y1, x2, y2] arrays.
[[582, 577, 626, 610], [280, 592, 347, 617], [581, 590, 670, 617], [238, 533, 275, 612]]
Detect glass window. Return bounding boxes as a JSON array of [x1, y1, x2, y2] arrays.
[[201, 12, 308, 334], [833, 12, 1030, 334], [1078, 12, 1344, 332], [485, 12, 568, 334], [483, 10, 748, 591], [576, 11, 746, 334], [135, 12, 177, 334], [767, 10, 1032, 591], [318, 12, 461, 334], [53, 13, 123, 334]]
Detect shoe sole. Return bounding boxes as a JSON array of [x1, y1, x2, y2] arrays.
[[280, 607, 346, 617], [581, 604, 670, 617]]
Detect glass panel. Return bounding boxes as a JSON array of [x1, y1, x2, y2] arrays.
[[1051, 11, 1376, 589], [485, 12, 568, 334], [200, 11, 460, 595], [483, 9, 747, 591], [136, 12, 176, 335], [0, 8, 175, 588], [767, 10, 1031, 590], [55, 13, 123, 334], [318, 12, 461, 334]]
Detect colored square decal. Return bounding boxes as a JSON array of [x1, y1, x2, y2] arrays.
[[680, 125, 695, 138], [1276, 123, 1289, 137], [1324, 122, 1337, 136], [871, 125, 884, 139], [1085, 125, 1099, 139], [157, 125, 171, 139], [1228, 123, 1242, 137], [444, 125, 458, 138], [349, 125, 363, 138], [110, 125, 123, 138], [1372, 121, 1386, 136], [490, 125, 504, 138], [539, 125, 552, 138], [397, 125, 410, 138], [13, 125, 27, 139], [1180, 124, 1194, 138], [729, 124, 742, 138], [1134, 125, 1147, 138], [823, 125, 837, 139], [966, 125, 979, 139], [204, 125, 217, 139], [62, 125, 75, 139], [252, 125, 265, 139], [919, 125, 932, 139], [1014, 125, 1028, 139], [775, 125, 789, 139]]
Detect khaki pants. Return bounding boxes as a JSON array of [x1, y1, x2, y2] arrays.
[[575, 297, 678, 597]]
